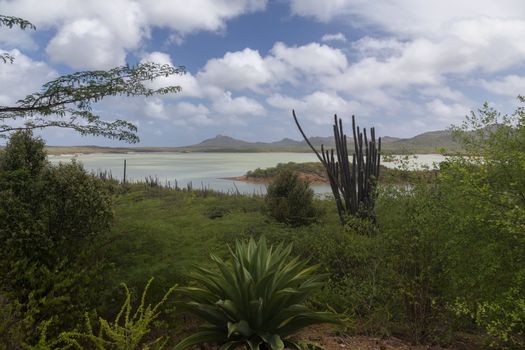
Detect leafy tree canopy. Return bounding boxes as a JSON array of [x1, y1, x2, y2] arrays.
[[0, 14, 184, 143]]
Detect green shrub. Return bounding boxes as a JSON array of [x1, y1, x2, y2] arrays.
[[0, 293, 26, 350], [0, 131, 113, 266], [0, 131, 115, 342], [0, 129, 47, 176], [287, 225, 397, 337], [265, 168, 317, 226], [175, 237, 339, 350]]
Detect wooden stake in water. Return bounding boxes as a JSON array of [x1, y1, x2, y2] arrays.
[[123, 159, 127, 184]]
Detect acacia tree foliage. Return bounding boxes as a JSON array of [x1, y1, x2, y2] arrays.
[[0, 14, 184, 143], [0, 14, 36, 63]]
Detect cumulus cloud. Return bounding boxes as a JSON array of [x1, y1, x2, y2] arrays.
[[173, 102, 215, 126], [267, 91, 365, 124], [212, 91, 266, 116], [289, 1, 525, 100], [141, 52, 202, 98], [144, 98, 167, 120], [46, 19, 129, 69], [480, 75, 525, 97], [198, 42, 347, 92], [198, 48, 276, 92], [321, 33, 347, 43], [289, 0, 525, 35], [0, 49, 56, 106], [0, 27, 37, 51], [270, 42, 347, 76], [0, 0, 267, 69], [425, 99, 470, 124], [4, 0, 525, 142], [139, 0, 267, 34], [326, 17, 525, 103]]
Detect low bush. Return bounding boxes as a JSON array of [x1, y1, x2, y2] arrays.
[[265, 168, 318, 226]]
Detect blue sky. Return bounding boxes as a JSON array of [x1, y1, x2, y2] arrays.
[[1, 0, 525, 146]]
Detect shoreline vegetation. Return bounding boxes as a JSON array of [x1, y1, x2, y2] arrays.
[[224, 161, 438, 185]]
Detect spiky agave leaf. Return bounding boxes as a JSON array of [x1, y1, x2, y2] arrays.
[[175, 237, 340, 350]]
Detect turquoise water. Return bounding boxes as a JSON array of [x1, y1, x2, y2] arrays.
[[48, 152, 445, 194]]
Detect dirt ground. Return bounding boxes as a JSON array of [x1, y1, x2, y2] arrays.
[[294, 325, 482, 350]]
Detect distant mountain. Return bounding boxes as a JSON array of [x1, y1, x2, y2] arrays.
[[271, 138, 302, 146], [182, 130, 460, 154], [44, 129, 460, 155], [195, 135, 255, 148], [383, 130, 458, 153], [381, 136, 401, 143]]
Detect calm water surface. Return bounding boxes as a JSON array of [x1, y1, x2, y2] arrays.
[[48, 152, 446, 194]]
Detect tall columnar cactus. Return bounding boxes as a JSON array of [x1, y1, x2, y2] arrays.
[[293, 111, 381, 223]]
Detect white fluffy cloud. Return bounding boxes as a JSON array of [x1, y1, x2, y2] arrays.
[[425, 99, 470, 124], [198, 42, 347, 92], [198, 48, 276, 92], [0, 0, 267, 69], [321, 33, 347, 43], [480, 75, 525, 97], [173, 102, 215, 126], [289, 0, 525, 35], [0, 49, 56, 105], [324, 17, 525, 108], [141, 52, 202, 98], [212, 91, 266, 116], [139, 0, 266, 33], [267, 91, 365, 124], [144, 98, 167, 120], [0, 27, 37, 51], [46, 19, 129, 69], [270, 42, 347, 76]]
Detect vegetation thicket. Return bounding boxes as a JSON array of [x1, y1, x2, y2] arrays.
[[0, 130, 116, 346]]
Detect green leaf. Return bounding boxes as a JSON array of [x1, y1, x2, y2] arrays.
[[260, 333, 284, 350], [174, 330, 227, 350], [227, 320, 253, 337]]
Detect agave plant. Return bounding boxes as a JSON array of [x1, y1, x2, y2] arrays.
[[175, 237, 339, 350]]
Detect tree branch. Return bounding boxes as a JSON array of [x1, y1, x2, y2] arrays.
[[0, 63, 185, 143]]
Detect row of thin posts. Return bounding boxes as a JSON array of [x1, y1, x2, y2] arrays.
[[293, 111, 381, 224]]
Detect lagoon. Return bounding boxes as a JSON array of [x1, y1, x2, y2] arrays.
[[48, 152, 446, 194]]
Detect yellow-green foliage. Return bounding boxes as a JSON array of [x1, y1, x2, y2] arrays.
[[28, 278, 176, 350]]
